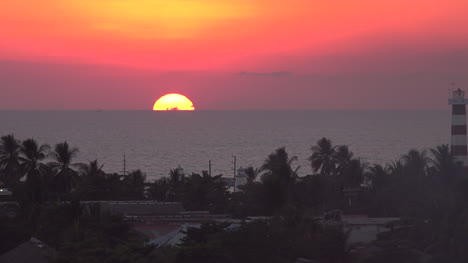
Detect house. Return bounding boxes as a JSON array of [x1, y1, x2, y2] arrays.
[[342, 215, 400, 245], [234, 167, 248, 192], [141, 223, 199, 246], [0, 181, 12, 200], [142, 221, 242, 247], [80, 201, 185, 216], [222, 167, 249, 192], [320, 210, 399, 246]]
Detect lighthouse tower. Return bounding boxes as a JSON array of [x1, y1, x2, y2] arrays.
[[449, 88, 468, 166]]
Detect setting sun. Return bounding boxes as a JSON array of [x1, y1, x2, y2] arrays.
[[153, 93, 195, 111]]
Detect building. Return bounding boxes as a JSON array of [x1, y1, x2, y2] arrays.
[[221, 167, 249, 192], [174, 165, 185, 178], [341, 215, 400, 245], [221, 177, 235, 187], [139, 217, 246, 246], [449, 88, 468, 166], [80, 201, 185, 216], [321, 211, 399, 246], [343, 187, 362, 208], [0, 181, 12, 200], [84, 200, 237, 246], [234, 167, 248, 192]]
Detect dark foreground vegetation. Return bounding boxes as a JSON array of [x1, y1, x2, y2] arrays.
[[1, 134, 468, 262]]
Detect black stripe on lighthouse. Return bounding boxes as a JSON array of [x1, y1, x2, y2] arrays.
[[452, 104, 466, 115], [451, 125, 467, 135], [452, 145, 468, 156]]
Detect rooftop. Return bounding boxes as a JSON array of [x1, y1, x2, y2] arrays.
[[81, 201, 185, 216]]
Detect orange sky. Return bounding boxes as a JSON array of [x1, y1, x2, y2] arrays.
[[1, 0, 468, 109], [2, 0, 467, 70]]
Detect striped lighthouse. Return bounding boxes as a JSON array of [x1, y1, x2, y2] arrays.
[[449, 88, 468, 166]]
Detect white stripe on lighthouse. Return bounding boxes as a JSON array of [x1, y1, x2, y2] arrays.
[[452, 115, 467, 126], [451, 135, 468, 146]]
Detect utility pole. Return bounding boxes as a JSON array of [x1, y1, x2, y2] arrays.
[[123, 154, 127, 176], [209, 160, 212, 176], [232, 155, 237, 192]]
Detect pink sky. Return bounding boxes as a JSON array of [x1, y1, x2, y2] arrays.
[[1, 0, 467, 110]]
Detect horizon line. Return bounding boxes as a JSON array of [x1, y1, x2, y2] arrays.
[[0, 109, 452, 112]]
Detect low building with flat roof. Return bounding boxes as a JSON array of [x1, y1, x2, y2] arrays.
[[81, 201, 185, 216]]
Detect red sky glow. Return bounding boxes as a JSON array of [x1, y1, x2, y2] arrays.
[[1, 0, 468, 110]]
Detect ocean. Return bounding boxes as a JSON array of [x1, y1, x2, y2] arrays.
[[0, 110, 451, 180]]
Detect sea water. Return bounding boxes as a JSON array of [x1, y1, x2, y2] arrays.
[[0, 110, 450, 180]]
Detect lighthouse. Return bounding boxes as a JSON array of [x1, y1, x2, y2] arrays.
[[449, 88, 468, 166]]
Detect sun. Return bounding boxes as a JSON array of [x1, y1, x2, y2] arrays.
[[153, 93, 195, 111]]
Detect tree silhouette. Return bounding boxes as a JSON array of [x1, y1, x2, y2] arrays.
[[19, 138, 50, 203], [261, 147, 299, 213], [48, 141, 81, 198], [74, 160, 117, 200], [0, 134, 22, 187], [340, 158, 366, 188], [402, 149, 429, 179], [123, 169, 146, 199], [367, 164, 389, 190], [181, 171, 229, 213], [80, 160, 104, 179], [309, 138, 336, 176], [245, 166, 260, 184], [334, 145, 354, 176], [429, 144, 461, 180]]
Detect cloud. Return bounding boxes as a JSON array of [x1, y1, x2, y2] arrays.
[[237, 71, 292, 77]]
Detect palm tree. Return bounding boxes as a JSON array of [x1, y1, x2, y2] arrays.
[[76, 160, 117, 200], [402, 149, 430, 178], [181, 171, 229, 212], [334, 145, 354, 176], [401, 149, 430, 205], [245, 166, 260, 183], [48, 141, 81, 196], [0, 134, 22, 186], [123, 170, 146, 199], [169, 169, 183, 185], [80, 160, 104, 179], [367, 164, 388, 189], [261, 147, 299, 212], [387, 160, 404, 176], [148, 177, 171, 201], [429, 144, 460, 179], [261, 147, 299, 182], [19, 138, 50, 202], [124, 169, 146, 186], [341, 158, 367, 188], [309, 137, 336, 175]]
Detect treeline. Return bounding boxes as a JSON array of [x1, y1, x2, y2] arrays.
[[0, 134, 147, 203], [2, 134, 468, 262]]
